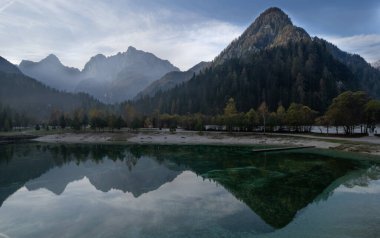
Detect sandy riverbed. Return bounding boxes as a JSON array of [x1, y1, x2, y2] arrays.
[[32, 130, 380, 156], [33, 130, 355, 149]]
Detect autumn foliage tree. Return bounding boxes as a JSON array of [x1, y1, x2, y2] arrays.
[[325, 91, 369, 134], [365, 99, 380, 132], [224, 98, 238, 131]]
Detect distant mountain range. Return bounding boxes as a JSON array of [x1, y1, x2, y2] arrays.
[[18, 47, 179, 103], [0, 56, 102, 120], [77, 46, 179, 103], [19, 54, 81, 92], [2, 143, 368, 230], [25, 156, 180, 197], [2, 7, 380, 116], [133, 7, 380, 114], [0, 144, 181, 207]]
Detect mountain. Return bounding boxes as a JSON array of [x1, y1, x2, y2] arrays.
[[0, 144, 58, 207], [26, 156, 181, 197], [133, 7, 380, 115], [135, 61, 210, 99], [17, 47, 179, 104], [320, 39, 380, 99], [0, 56, 102, 120], [125, 145, 371, 229], [19, 54, 81, 92], [0, 144, 181, 207], [0, 57, 22, 74], [373, 60, 380, 70], [76, 46, 179, 103], [213, 7, 310, 66]]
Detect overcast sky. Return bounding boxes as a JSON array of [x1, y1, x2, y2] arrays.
[[0, 0, 379, 70]]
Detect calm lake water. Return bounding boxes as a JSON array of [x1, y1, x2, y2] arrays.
[[0, 143, 379, 238]]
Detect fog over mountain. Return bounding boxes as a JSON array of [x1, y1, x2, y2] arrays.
[[136, 61, 210, 99], [19, 54, 82, 92], [0, 56, 102, 120], [18, 47, 179, 104], [76, 46, 179, 103]]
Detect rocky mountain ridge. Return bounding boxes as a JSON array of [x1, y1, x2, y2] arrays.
[[19, 54, 81, 91], [1, 56, 102, 120], [18, 47, 179, 103], [212, 7, 310, 66]]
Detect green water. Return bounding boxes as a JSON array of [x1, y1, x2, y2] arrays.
[[0, 143, 379, 238]]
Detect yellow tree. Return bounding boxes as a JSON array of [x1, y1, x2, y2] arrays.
[[245, 108, 258, 131], [224, 98, 237, 131], [276, 105, 286, 131], [258, 102, 269, 133], [123, 104, 137, 127]]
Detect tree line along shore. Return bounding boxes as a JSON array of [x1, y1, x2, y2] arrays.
[[1, 91, 380, 136]]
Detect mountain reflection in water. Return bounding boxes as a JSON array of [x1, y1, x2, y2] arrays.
[[0, 143, 379, 237]]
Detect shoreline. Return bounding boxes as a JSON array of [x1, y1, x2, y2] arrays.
[[29, 130, 380, 156]]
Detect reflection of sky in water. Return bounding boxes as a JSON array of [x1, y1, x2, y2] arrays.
[[1, 144, 380, 238], [258, 167, 380, 238], [2, 170, 380, 238], [336, 179, 380, 194], [0, 171, 272, 238], [259, 188, 380, 238]]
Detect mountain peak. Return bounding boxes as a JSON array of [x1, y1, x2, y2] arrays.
[[261, 7, 288, 17], [93, 54, 107, 60], [125, 46, 146, 57], [213, 7, 310, 66], [40, 54, 63, 66], [46, 53, 59, 60], [127, 46, 137, 52], [256, 7, 292, 29], [250, 7, 293, 31]]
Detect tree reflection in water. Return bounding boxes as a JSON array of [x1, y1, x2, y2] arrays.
[[0, 143, 379, 230]]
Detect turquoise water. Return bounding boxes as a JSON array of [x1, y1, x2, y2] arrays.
[[0, 143, 379, 238]]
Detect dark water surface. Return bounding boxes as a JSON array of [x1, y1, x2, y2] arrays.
[[0, 143, 379, 238]]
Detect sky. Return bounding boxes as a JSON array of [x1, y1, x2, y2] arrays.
[[0, 0, 379, 71]]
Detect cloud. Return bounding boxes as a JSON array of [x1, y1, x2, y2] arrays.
[[0, 0, 243, 70], [0, 233, 10, 238], [323, 34, 380, 63], [0, 171, 258, 237], [0, 0, 15, 13]]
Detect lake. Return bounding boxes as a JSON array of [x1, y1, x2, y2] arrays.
[[0, 143, 379, 238]]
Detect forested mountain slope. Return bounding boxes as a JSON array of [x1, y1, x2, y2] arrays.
[[0, 57, 102, 120], [133, 7, 379, 115], [19, 54, 81, 92], [136, 61, 210, 99], [134, 39, 357, 114]]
